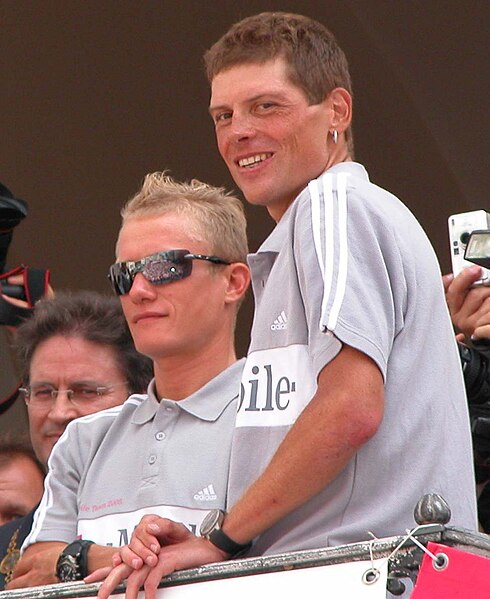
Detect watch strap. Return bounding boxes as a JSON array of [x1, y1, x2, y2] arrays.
[[77, 539, 94, 579], [208, 528, 252, 558], [56, 539, 94, 581]]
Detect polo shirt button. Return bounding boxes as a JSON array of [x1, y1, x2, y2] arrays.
[[148, 454, 157, 465], [155, 431, 166, 441]]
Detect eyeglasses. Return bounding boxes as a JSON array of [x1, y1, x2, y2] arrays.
[[20, 382, 128, 409], [108, 249, 230, 296]]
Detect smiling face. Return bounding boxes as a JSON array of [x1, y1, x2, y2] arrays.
[[210, 57, 337, 221], [27, 335, 129, 465], [116, 213, 237, 367]]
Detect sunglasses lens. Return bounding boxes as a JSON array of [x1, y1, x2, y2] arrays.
[[143, 254, 192, 284], [109, 265, 132, 296], [109, 251, 193, 296]]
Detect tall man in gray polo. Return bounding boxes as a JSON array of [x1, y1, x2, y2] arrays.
[[8, 174, 250, 589], [205, 10, 476, 552], [97, 13, 476, 597]]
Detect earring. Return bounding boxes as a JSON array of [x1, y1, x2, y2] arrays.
[[332, 129, 338, 144]]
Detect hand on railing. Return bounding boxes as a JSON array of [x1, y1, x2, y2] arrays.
[[87, 516, 226, 599]]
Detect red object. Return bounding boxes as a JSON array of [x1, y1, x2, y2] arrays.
[[411, 541, 490, 598]]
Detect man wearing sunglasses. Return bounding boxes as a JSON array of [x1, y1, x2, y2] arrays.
[[9, 173, 250, 589]]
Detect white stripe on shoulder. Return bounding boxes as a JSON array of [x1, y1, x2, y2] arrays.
[[310, 172, 350, 332], [320, 174, 336, 331], [309, 178, 325, 278], [310, 174, 335, 332], [326, 172, 349, 330], [67, 403, 125, 426]]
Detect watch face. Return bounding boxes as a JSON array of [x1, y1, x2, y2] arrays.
[[200, 509, 224, 537], [57, 555, 82, 582]]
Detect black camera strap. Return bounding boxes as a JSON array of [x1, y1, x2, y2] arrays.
[[0, 265, 51, 414]]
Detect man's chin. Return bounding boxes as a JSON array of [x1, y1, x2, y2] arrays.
[[238, 186, 272, 207]]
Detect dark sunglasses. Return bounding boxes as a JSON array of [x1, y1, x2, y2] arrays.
[[108, 249, 230, 296]]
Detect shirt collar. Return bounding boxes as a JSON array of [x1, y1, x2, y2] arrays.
[[132, 359, 244, 424], [327, 161, 369, 181], [253, 161, 369, 255]]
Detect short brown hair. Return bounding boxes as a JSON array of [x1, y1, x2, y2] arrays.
[[204, 12, 354, 153], [121, 172, 248, 264], [15, 291, 153, 394]]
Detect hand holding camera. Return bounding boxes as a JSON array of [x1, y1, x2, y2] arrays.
[[448, 210, 490, 286], [444, 212, 490, 482], [443, 266, 490, 342]]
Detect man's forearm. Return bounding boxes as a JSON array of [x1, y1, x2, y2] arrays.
[[222, 345, 384, 545], [8, 541, 118, 589], [87, 545, 120, 574]]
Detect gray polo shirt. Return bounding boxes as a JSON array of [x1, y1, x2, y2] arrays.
[[229, 163, 477, 555], [25, 359, 243, 548]]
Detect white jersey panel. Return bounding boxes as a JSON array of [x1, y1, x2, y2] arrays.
[[78, 505, 208, 546], [237, 345, 318, 428]]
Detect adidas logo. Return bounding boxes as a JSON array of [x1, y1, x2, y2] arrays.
[[271, 310, 288, 331], [194, 484, 217, 501]]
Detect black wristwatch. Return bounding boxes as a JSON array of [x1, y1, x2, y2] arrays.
[[200, 509, 252, 558], [56, 539, 94, 582]]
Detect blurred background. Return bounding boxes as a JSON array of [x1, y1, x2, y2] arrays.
[[1, 0, 488, 433]]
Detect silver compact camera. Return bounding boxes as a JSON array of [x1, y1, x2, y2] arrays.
[[448, 210, 490, 285]]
